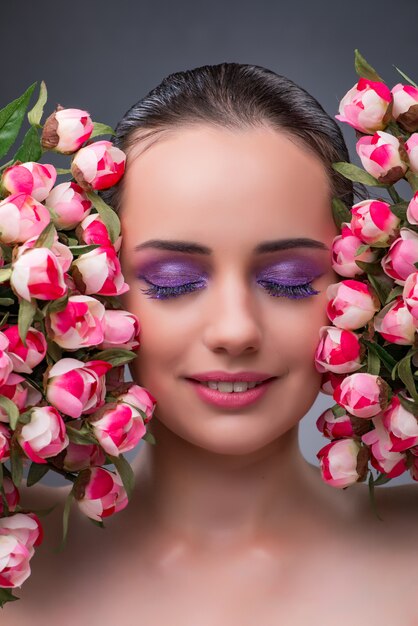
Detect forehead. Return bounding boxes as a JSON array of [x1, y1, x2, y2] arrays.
[[120, 124, 337, 250]]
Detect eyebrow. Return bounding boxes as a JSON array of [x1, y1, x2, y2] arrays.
[[134, 238, 329, 254]]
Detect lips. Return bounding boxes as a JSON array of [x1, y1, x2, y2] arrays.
[[185, 377, 276, 409]]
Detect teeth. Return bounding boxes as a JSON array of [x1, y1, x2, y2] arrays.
[[203, 380, 261, 392]]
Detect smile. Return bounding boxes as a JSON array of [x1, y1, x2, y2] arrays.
[[185, 378, 276, 409]]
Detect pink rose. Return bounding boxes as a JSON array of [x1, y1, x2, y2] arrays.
[[333, 372, 390, 418], [1, 162, 57, 202], [326, 279, 380, 330], [356, 131, 408, 184], [0, 373, 42, 421], [16, 406, 69, 464], [74, 467, 129, 521], [41, 107, 94, 154], [403, 271, 418, 323], [45, 295, 106, 350], [316, 407, 354, 440], [46, 357, 112, 418], [0, 422, 12, 462], [76, 213, 112, 247], [71, 140, 126, 191], [373, 296, 416, 344], [10, 247, 68, 302], [0, 477, 20, 516], [405, 133, 418, 173], [350, 199, 400, 245], [391, 83, 418, 132], [381, 395, 418, 452], [362, 414, 408, 477], [335, 78, 392, 134], [2, 325, 47, 374], [0, 512, 43, 588], [381, 228, 418, 285], [98, 310, 140, 350], [61, 438, 106, 472], [0, 192, 51, 244], [16, 232, 73, 274], [406, 191, 418, 225], [88, 402, 146, 456], [116, 384, 157, 425], [317, 438, 365, 488], [71, 244, 129, 296], [314, 326, 363, 374], [45, 181, 93, 229], [331, 222, 377, 277], [0, 331, 13, 386], [320, 371, 346, 396]]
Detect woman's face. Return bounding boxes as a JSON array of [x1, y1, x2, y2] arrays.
[[119, 124, 339, 455]]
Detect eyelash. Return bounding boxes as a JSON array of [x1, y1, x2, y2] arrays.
[[139, 278, 320, 300]]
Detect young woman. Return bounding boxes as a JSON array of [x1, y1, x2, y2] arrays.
[[7, 63, 418, 625]]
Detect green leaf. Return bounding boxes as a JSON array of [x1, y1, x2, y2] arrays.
[[0, 82, 37, 160], [92, 348, 137, 367], [0, 297, 14, 306], [0, 587, 20, 607], [366, 273, 392, 305], [354, 49, 384, 83], [66, 423, 98, 445], [90, 122, 115, 139], [0, 396, 19, 429], [389, 201, 408, 221], [406, 171, 418, 193], [367, 471, 384, 522], [86, 191, 120, 244], [55, 490, 74, 553], [355, 244, 370, 256], [332, 162, 384, 187], [393, 65, 418, 88], [361, 339, 398, 375], [354, 260, 382, 276], [0, 268, 12, 283], [142, 431, 156, 445], [18, 297, 36, 347], [397, 353, 418, 402], [331, 197, 352, 229], [26, 461, 50, 487], [68, 244, 101, 256], [373, 472, 392, 486], [398, 393, 418, 416], [33, 221, 56, 249], [55, 167, 72, 175], [27, 80, 48, 126], [10, 444, 24, 488], [367, 348, 380, 375], [385, 286, 404, 305], [108, 453, 135, 501], [13, 125, 42, 163], [44, 292, 69, 314]]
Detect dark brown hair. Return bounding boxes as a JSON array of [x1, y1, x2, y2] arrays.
[[101, 62, 364, 213]]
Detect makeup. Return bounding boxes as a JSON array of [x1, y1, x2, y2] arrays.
[[186, 377, 276, 409]]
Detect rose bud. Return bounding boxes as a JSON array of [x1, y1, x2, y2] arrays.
[[317, 438, 367, 488], [320, 371, 346, 396], [362, 414, 408, 477], [116, 384, 157, 424], [46, 357, 112, 419], [45, 295, 106, 350], [331, 223, 377, 278], [381, 228, 418, 285], [373, 296, 416, 345], [88, 401, 146, 456], [0, 373, 42, 422], [76, 213, 112, 247], [356, 131, 408, 185], [333, 372, 390, 419], [73, 467, 129, 521], [350, 199, 400, 246], [405, 133, 418, 173], [0, 192, 50, 244], [41, 106, 94, 154], [326, 279, 380, 330], [314, 326, 363, 374], [16, 231, 73, 274], [0, 477, 20, 516], [391, 83, 418, 132], [403, 271, 418, 324], [44, 181, 93, 229], [16, 406, 69, 464], [71, 244, 129, 296], [10, 247, 68, 301], [61, 439, 106, 473], [98, 310, 140, 351], [2, 325, 47, 374], [316, 407, 354, 440], [406, 191, 418, 225], [381, 395, 418, 452], [0, 331, 13, 386], [0, 422, 12, 462], [335, 78, 392, 134], [71, 140, 126, 191], [0, 512, 43, 587], [1, 162, 57, 202]]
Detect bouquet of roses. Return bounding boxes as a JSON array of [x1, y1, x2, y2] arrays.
[[314, 50, 418, 512], [0, 81, 157, 607]]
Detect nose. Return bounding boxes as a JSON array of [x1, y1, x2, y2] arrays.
[[202, 271, 262, 356]]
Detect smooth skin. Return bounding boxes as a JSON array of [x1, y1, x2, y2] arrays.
[[6, 125, 418, 625]]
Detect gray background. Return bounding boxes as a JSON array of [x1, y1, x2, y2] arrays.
[[3, 0, 417, 485]]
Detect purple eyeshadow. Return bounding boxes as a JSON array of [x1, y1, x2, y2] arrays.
[[257, 258, 323, 285], [136, 260, 208, 287]]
